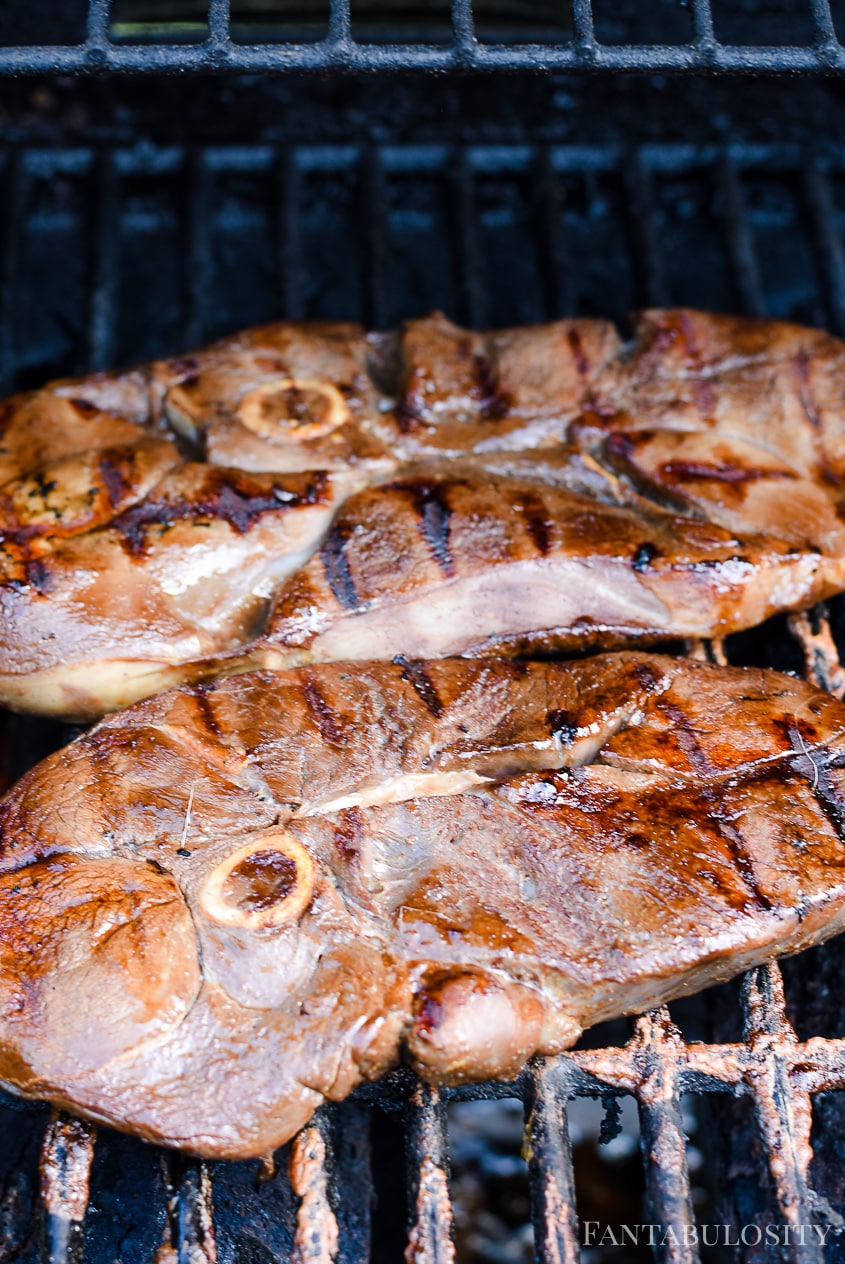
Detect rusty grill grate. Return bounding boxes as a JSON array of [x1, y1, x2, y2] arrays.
[[5, 127, 845, 1262]]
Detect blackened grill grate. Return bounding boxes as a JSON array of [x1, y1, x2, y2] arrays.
[[5, 134, 845, 1263], [3, 0, 845, 76]]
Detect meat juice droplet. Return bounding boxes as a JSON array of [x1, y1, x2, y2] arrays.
[[221, 850, 298, 914]]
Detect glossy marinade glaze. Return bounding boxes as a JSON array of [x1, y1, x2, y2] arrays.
[[1, 653, 845, 1157], [3, 309, 845, 718]]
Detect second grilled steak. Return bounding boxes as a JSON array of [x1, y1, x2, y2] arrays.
[[1, 653, 845, 1157]]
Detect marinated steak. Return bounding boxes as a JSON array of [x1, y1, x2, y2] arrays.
[[4, 309, 845, 718], [1, 652, 845, 1158]]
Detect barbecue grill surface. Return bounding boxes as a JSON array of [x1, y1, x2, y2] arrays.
[[4, 22, 845, 1262]]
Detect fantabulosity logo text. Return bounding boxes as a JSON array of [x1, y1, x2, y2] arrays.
[[581, 1222, 838, 1248]]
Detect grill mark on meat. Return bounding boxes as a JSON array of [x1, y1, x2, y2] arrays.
[[660, 701, 712, 772], [546, 709, 577, 746], [98, 453, 130, 507], [401, 482, 455, 577], [601, 432, 699, 516], [659, 460, 797, 486], [167, 357, 200, 384], [68, 398, 98, 418], [319, 522, 359, 610], [333, 807, 363, 859], [678, 310, 717, 424], [801, 761, 845, 841], [518, 489, 553, 556], [567, 327, 590, 378], [712, 814, 774, 912], [396, 369, 425, 434], [472, 354, 510, 420], [194, 690, 221, 739], [395, 656, 444, 718], [784, 721, 845, 840], [24, 559, 49, 595], [794, 351, 822, 430], [302, 677, 344, 745], [112, 470, 329, 556]]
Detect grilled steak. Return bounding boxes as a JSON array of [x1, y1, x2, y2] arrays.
[[1, 652, 845, 1158], [3, 309, 845, 718]]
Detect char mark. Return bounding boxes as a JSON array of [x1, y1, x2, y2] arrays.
[[68, 397, 98, 417], [547, 709, 576, 745], [302, 676, 345, 745], [660, 701, 711, 772], [518, 490, 553, 556], [334, 807, 363, 858], [787, 723, 845, 838], [472, 354, 510, 420], [633, 543, 658, 572], [794, 351, 822, 430], [320, 521, 359, 610], [714, 816, 774, 912], [659, 460, 796, 486], [98, 451, 130, 507], [567, 327, 590, 378], [113, 470, 329, 555], [395, 655, 444, 717], [24, 558, 50, 594], [401, 482, 454, 577], [194, 689, 221, 738], [167, 356, 200, 384]]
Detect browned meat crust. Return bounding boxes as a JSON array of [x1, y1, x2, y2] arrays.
[[1, 652, 845, 1157], [3, 309, 845, 717]]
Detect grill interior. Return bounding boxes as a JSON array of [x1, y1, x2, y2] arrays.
[[4, 42, 845, 1264]]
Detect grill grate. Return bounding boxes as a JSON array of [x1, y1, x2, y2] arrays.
[[5, 129, 845, 1261], [4, 137, 845, 394], [2, 0, 845, 75]]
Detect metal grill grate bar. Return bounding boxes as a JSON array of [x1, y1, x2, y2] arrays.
[[690, 0, 716, 49], [88, 152, 119, 372], [625, 152, 669, 309], [361, 147, 389, 331], [454, 151, 484, 329], [451, 0, 475, 52], [715, 155, 766, 316], [741, 965, 824, 1264], [405, 1081, 455, 1264], [0, 154, 27, 394], [327, 0, 352, 48], [289, 1113, 339, 1264], [163, 1157, 218, 1264], [3, 0, 845, 76], [810, 0, 838, 46], [40, 1116, 96, 1264], [632, 1013, 700, 1264], [208, 0, 231, 48], [804, 163, 845, 338], [277, 151, 304, 321], [85, 0, 111, 50], [525, 1060, 581, 1264], [184, 151, 214, 350]]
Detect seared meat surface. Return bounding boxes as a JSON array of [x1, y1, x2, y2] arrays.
[[3, 309, 845, 717], [1, 652, 845, 1158]]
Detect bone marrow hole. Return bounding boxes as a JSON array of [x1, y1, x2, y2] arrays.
[[237, 378, 349, 441], [200, 834, 315, 929], [223, 849, 298, 915]]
